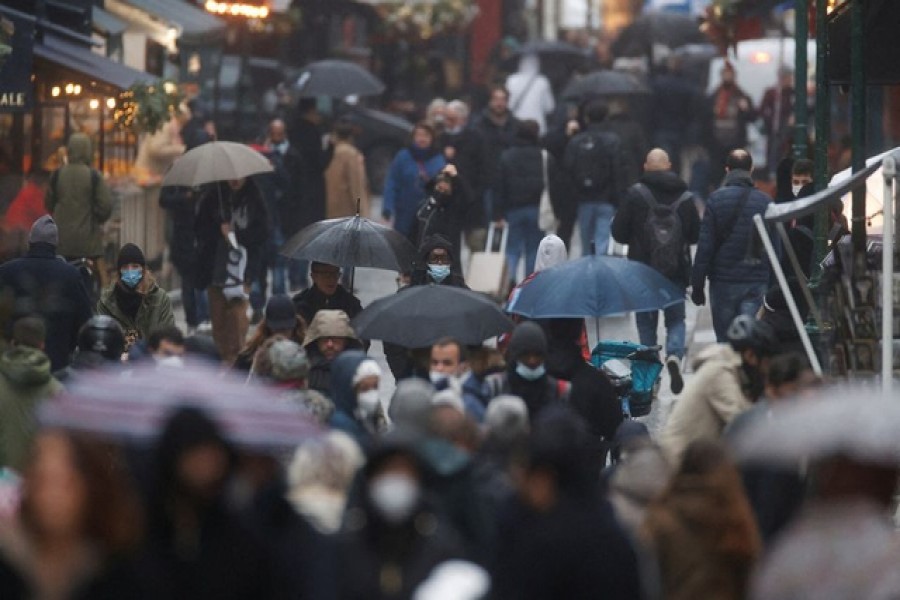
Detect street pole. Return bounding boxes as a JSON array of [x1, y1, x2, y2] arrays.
[[812, 0, 831, 270], [793, 0, 808, 158], [850, 0, 867, 256]]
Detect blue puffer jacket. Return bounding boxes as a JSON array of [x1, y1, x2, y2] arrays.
[[382, 147, 446, 237], [691, 170, 774, 287]]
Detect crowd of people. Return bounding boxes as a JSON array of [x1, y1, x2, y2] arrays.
[[0, 46, 890, 599]]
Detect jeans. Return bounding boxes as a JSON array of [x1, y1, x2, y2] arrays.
[[577, 201, 616, 256], [710, 280, 768, 342], [505, 205, 544, 280], [635, 301, 686, 359]]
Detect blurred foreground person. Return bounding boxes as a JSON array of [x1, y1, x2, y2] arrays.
[[338, 434, 464, 599], [0, 431, 143, 598], [136, 407, 273, 599], [492, 407, 641, 599], [641, 440, 760, 600]]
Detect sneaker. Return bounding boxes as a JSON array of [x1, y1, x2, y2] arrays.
[[666, 355, 684, 395]]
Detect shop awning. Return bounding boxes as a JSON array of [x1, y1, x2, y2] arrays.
[[92, 6, 128, 36], [121, 0, 225, 43], [34, 34, 155, 90]]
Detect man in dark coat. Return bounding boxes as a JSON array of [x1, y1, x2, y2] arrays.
[[292, 261, 363, 326], [288, 98, 333, 229], [438, 100, 486, 208], [470, 85, 520, 224], [612, 148, 701, 392], [492, 407, 643, 599], [0, 216, 93, 371], [691, 149, 774, 342]]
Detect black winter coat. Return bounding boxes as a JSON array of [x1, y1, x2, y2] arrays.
[[611, 170, 701, 287], [293, 285, 363, 326], [494, 142, 555, 219], [0, 243, 93, 371], [470, 110, 520, 192], [596, 115, 647, 188], [287, 116, 333, 227], [409, 177, 484, 266], [691, 169, 774, 288], [195, 181, 269, 290], [438, 127, 487, 200]]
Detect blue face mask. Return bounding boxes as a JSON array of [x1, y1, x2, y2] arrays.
[[516, 362, 546, 381], [120, 268, 143, 288], [428, 264, 451, 283]]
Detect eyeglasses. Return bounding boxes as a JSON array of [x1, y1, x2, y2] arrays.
[[311, 270, 341, 279]]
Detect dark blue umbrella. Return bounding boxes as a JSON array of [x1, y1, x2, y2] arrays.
[[505, 255, 684, 318]]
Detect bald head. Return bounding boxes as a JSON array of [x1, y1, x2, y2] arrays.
[[644, 148, 671, 173], [726, 148, 753, 172]]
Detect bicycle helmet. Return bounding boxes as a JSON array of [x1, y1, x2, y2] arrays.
[[726, 315, 779, 357], [77, 315, 126, 360]]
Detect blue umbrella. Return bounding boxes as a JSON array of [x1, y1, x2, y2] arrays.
[[505, 255, 684, 318]]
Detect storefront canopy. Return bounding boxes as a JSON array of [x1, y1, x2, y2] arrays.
[[121, 0, 225, 44], [34, 34, 155, 90], [92, 6, 128, 37]]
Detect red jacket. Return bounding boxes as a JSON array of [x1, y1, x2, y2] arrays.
[[5, 182, 47, 232]]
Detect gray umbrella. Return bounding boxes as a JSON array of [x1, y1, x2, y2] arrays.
[[161, 141, 273, 188], [731, 385, 900, 466], [562, 70, 651, 101], [295, 59, 385, 98]]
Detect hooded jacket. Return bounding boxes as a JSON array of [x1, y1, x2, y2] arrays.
[[691, 169, 773, 287], [45, 133, 113, 257], [327, 351, 379, 446], [660, 344, 750, 465], [0, 347, 63, 470], [96, 275, 175, 342], [304, 310, 362, 397]]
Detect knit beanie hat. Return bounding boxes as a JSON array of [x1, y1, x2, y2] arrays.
[[506, 321, 547, 361], [352, 359, 382, 386], [117, 243, 146, 270], [29, 215, 58, 247], [268, 339, 309, 381]]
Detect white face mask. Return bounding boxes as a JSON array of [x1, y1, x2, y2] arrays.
[[357, 389, 380, 415], [156, 355, 184, 369], [429, 370, 449, 385], [791, 184, 803, 197], [368, 473, 420, 524]]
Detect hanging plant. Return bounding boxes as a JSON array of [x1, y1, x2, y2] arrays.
[[378, 0, 479, 41], [114, 80, 183, 134]]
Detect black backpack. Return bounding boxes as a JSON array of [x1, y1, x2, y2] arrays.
[[632, 183, 693, 279], [570, 130, 618, 194]]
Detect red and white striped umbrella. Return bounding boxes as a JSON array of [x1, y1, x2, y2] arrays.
[[38, 363, 321, 454]]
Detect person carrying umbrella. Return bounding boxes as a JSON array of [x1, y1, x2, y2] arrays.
[[195, 177, 269, 365], [292, 261, 363, 326], [660, 315, 779, 466], [96, 243, 175, 352]]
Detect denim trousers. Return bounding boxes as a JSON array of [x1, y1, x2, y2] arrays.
[[635, 301, 686, 359], [577, 201, 616, 255], [505, 205, 544, 280], [709, 280, 768, 342]]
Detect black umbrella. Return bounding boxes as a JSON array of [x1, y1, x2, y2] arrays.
[[502, 40, 589, 70], [351, 285, 514, 347], [561, 70, 651, 101], [280, 215, 417, 273], [612, 12, 706, 58], [294, 59, 385, 98]]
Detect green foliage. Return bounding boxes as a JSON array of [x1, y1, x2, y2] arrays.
[[114, 80, 183, 134]]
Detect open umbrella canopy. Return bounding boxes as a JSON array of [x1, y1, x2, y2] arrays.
[[295, 59, 385, 98], [612, 11, 707, 57], [731, 386, 900, 467], [162, 141, 273, 188], [280, 215, 418, 272], [505, 255, 684, 318], [38, 364, 321, 454], [352, 284, 514, 347], [561, 70, 651, 101]]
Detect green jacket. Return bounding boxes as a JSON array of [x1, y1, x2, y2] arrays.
[[96, 276, 175, 341], [45, 133, 113, 257], [0, 346, 63, 470]]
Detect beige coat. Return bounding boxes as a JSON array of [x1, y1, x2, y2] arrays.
[[660, 344, 751, 466], [324, 140, 368, 219]]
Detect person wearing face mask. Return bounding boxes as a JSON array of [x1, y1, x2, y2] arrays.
[[661, 314, 780, 467], [409, 235, 468, 287], [339, 435, 465, 599], [97, 243, 174, 351], [429, 337, 487, 422], [484, 321, 570, 419], [328, 350, 388, 445], [410, 164, 484, 268], [147, 325, 186, 369]]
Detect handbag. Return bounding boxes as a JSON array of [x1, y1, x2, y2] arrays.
[[212, 234, 248, 301], [537, 150, 558, 233]]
